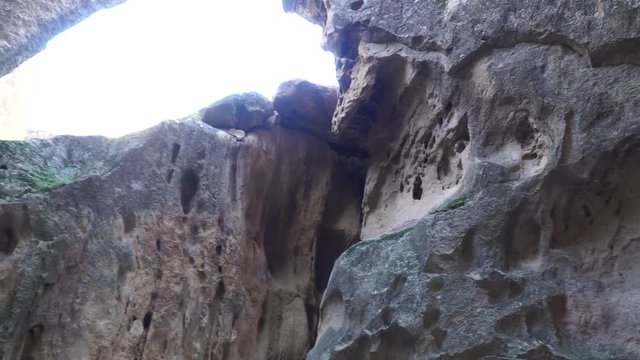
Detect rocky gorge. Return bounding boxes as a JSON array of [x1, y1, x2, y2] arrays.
[[3, 0, 640, 359]]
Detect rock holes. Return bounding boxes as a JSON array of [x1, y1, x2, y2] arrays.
[[0, 226, 17, 254], [412, 176, 423, 200], [507, 217, 541, 268], [350, 0, 364, 10], [166, 169, 174, 184], [215, 280, 225, 300], [21, 324, 44, 359], [120, 208, 136, 234], [215, 245, 222, 256], [0, 164, 7, 170], [142, 312, 153, 330], [155, 239, 161, 252], [180, 169, 200, 214], [514, 115, 535, 147], [170, 143, 181, 164], [432, 327, 447, 349]]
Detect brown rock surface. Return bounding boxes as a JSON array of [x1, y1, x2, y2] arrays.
[[0, 91, 363, 358], [273, 79, 338, 142]]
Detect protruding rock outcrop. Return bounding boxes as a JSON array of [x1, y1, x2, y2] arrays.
[[201, 92, 275, 131], [0, 91, 364, 359], [286, 0, 640, 359], [274, 79, 337, 141]]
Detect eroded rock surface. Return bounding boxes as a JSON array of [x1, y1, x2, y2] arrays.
[[0, 91, 363, 359], [284, 0, 640, 359]]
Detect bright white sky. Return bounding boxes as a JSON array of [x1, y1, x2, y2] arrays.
[[14, 0, 336, 137]]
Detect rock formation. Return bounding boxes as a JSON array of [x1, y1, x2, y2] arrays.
[[3, 0, 640, 359], [286, 0, 640, 359], [0, 88, 364, 358]]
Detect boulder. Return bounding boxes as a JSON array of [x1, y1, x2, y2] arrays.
[[201, 92, 274, 131], [273, 79, 338, 142]]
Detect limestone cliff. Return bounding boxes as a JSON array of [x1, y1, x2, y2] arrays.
[[0, 89, 364, 359], [3, 0, 640, 359], [288, 0, 640, 359]]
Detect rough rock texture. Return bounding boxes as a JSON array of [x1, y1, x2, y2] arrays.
[[0, 0, 125, 78], [201, 92, 275, 131], [0, 93, 364, 359], [273, 79, 338, 142], [283, 0, 640, 359]]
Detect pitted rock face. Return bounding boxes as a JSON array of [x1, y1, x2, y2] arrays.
[[0, 91, 364, 359], [285, 0, 640, 359]]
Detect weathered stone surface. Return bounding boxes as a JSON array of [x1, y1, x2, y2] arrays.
[[201, 92, 274, 131], [0, 108, 363, 358], [273, 79, 338, 141], [287, 0, 640, 359], [0, 0, 125, 79]]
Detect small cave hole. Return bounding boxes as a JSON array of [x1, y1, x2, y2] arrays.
[[522, 152, 538, 160], [155, 239, 161, 252], [170, 143, 181, 164], [216, 245, 222, 256], [21, 324, 44, 360], [455, 141, 467, 153], [0, 164, 7, 170], [0, 226, 17, 254], [166, 169, 174, 183], [120, 208, 136, 234], [180, 169, 200, 214], [143, 312, 153, 330], [412, 176, 423, 200], [215, 280, 226, 300], [350, 0, 364, 10], [514, 117, 535, 147], [423, 131, 433, 149]]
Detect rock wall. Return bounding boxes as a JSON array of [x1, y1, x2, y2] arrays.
[[286, 0, 640, 359], [3, 0, 640, 359], [0, 89, 364, 359]]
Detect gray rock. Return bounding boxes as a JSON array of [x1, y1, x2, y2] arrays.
[[201, 92, 274, 131], [273, 79, 338, 141], [288, 0, 640, 359], [0, 0, 125, 78], [0, 117, 363, 359]]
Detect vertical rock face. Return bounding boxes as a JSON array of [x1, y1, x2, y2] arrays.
[[0, 90, 364, 358], [285, 0, 640, 359]]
